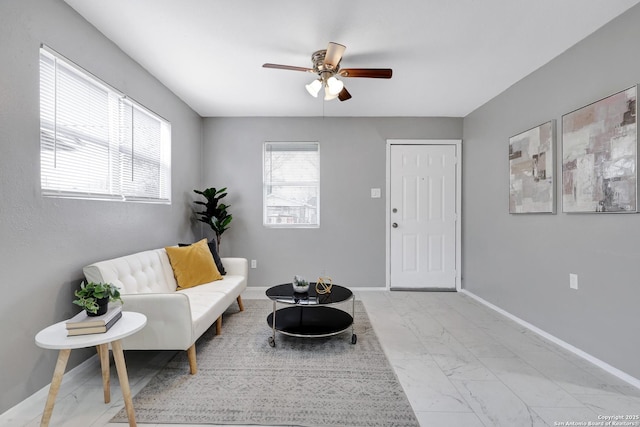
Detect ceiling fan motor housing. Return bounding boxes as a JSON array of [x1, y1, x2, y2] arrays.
[[311, 49, 340, 76]]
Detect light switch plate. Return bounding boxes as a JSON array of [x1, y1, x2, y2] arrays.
[[371, 188, 381, 198]]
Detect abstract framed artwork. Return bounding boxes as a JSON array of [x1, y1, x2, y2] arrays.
[[562, 86, 637, 213], [509, 120, 556, 213]]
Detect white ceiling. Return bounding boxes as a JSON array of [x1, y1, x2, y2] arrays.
[[63, 0, 640, 118]]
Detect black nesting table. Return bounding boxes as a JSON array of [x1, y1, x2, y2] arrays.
[[265, 283, 356, 347]]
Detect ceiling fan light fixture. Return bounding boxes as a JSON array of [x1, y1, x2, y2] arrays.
[[305, 79, 322, 97], [324, 85, 339, 101], [326, 76, 344, 96]]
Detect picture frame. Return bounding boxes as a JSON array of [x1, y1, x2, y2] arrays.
[[509, 120, 556, 213], [561, 86, 637, 213]]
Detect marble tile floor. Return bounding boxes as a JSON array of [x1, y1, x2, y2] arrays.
[[3, 289, 640, 427]]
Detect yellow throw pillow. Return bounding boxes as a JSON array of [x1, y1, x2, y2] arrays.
[[165, 239, 222, 289]]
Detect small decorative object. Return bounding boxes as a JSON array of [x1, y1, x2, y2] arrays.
[[292, 275, 309, 293], [73, 281, 122, 316], [315, 277, 333, 295]]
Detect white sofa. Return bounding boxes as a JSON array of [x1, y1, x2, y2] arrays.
[[83, 247, 248, 374]]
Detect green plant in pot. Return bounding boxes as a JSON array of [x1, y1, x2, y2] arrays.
[[194, 187, 233, 250], [292, 275, 310, 293], [73, 281, 122, 316]]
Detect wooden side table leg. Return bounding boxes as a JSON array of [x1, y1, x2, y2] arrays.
[[40, 348, 71, 427], [111, 339, 137, 427], [97, 344, 110, 403]]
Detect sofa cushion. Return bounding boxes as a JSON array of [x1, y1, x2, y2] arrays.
[[165, 239, 222, 289], [178, 289, 229, 339], [179, 274, 246, 336], [193, 275, 246, 298], [179, 241, 226, 275]]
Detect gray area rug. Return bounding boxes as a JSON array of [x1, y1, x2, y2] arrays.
[[112, 299, 419, 426]]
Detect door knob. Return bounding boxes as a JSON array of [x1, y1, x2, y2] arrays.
[[392, 223, 398, 228]]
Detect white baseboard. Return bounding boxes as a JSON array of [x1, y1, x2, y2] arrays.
[[351, 287, 389, 292], [460, 289, 640, 390]]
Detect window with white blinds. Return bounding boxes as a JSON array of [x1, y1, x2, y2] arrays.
[[39, 46, 171, 203], [263, 142, 319, 227]]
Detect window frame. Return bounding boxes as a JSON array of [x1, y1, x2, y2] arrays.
[[39, 45, 171, 204], [263, 141, 320, 228]]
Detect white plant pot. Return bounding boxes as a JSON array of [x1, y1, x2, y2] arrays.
[[292, 283, 309, 293]]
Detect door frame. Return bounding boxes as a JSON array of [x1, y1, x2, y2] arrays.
[[385, 139, 462, 291]]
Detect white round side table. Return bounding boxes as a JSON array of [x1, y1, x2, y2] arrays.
[[35, 311, 146, 427]]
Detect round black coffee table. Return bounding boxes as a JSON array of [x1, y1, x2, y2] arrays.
[[265, 283, 356, 347]]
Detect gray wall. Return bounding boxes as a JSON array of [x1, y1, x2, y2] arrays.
[[0, 0, 202, 412], [463, 4, 640, 379], [203, 117, 462, 287]]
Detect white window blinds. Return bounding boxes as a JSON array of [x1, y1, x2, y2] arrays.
[[39, 46, 171, 203], [263, 142, 319, 227]]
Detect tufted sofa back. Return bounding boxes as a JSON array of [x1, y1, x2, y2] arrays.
[[83, 248, 177, 294]]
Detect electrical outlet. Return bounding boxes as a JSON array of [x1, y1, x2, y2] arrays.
[[251, 260, 257, 269], [569, 273, 578, 290], [371, 188, 381, 198]]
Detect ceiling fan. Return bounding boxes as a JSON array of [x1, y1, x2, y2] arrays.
[[262, 42, 392, 102]]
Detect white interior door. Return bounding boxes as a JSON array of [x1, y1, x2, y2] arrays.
[[388, 142, 460, 290]]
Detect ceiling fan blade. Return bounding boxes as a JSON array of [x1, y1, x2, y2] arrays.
[[339, 68, 393, 79], [262, 63, 313, 73], [338, 87, 352, 102], [324, 42, 346, 69]]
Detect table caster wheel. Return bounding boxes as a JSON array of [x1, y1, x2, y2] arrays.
[[268, 336, 275, 347], [351, 334, 357, 344]]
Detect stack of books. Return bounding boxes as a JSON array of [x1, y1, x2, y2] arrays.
[[66, 304, 123, 336]]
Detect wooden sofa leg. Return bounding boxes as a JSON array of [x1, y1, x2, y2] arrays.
[[237, 295, 245, 312], [216, 316, 222, 335], [187, 344, 197, 375]]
